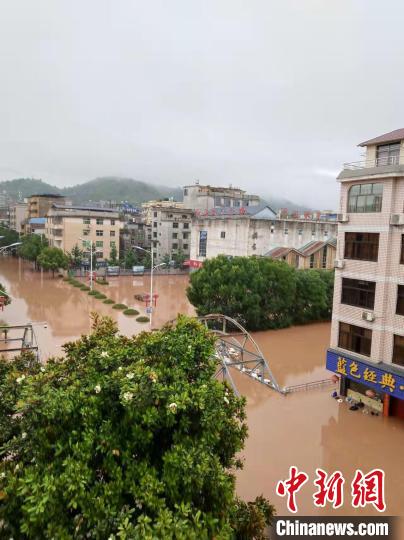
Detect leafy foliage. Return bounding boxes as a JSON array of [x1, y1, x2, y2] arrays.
[[17, 234, 48, 265], [109, 245, 118, 265], [67, 244, 84, 268], [187, 256, 334, 331], [0, 315, 274, 537], [172, 249, 187, 269], [37, 247, 69, 277], [0, 283, 11, 306], [0, 226, 19, 248]]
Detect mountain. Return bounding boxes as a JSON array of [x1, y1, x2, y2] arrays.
[[0, 177, 182, 204], [0, 176, 309, 211]]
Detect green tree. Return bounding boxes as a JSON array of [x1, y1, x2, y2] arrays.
[[17, 234, 47, 268], [162, 253, 171, 267], [293, 269, 329, 324], [187, 256, 297, 330], [67, 244, 84, 268], [0, 314, 274, 538], [0, 282, 11, 306], [313, 269, 335, 320], [109, 244, 118, 265], [37, 246, 69, 277], [173, 249, 186, 268], [0, 226, 19, 248]]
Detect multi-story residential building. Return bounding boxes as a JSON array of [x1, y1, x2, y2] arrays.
[[120, 215, 151, 258], [327, 128, 404, 420], [27, 194, 68, 219], [183, 182, 260, 211], [46, 205, 122, 262], [189, 204, 337, 263], [142, 200, 184, 225], [149, 205, 193, 263], [9, 203, 28, 233]]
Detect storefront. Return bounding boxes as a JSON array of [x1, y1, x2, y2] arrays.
[[327, 349, 404, 419]]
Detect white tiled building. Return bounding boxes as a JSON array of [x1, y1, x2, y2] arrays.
[[327, 128, 404, 419]]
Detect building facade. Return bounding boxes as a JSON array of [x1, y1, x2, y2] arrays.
[[190, 206, 337, 263], [267, 238, 337, 270], [183, 183, 260, 211], [149, 205, 193, 263], [46, 205, 122, 262], [9, 203, 28, 233], [120, 215, 152, 258], [327, 128, 404, 419]]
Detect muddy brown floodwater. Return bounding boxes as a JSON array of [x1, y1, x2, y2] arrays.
[[1, 257, 403, 525]]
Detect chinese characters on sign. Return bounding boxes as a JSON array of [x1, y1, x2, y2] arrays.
[[276, 467, 386, 513], [194, 207, 247, 217], [327, 350, 404, 399]]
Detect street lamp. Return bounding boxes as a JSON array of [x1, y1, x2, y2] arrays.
[[79, 237, 98, 291], [133, 246, 165, 328]]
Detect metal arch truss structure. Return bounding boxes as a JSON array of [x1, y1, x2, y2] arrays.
[[198, 314, 283, 396]]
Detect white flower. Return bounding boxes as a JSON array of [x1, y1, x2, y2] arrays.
[[94, 384, 101, 394], [168, 402, 177, 413], [0, 472, 5, 479], [100, 351, 109, 358], [118, 366, 122, 371], [123, 392, 133, 402], [223, 396, 230, 405], [21, 432, 27, 439], [40, 366, 45, 373], [16, 375, 25, 384], [126, 372, 134, 380]]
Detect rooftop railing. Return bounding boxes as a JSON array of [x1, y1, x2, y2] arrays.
[[343, 155, 400, 170]]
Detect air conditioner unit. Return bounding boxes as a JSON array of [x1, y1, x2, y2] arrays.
[[362, 311, 375, 322], [390, 214, 404, 226], [334, 259, 345, 269], [337, 213, 349, 223]]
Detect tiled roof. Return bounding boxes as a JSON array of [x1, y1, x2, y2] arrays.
[[358, 128, 404, 147]]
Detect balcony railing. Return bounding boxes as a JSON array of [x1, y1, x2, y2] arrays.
[[343, 155, 400, 170]]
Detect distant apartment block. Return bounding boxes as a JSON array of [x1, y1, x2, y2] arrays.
[[120, 215, 151, 258], [46, 205, 122, 262], [9, 202, 28, 233], [183, 182, 260, 211], [327, 128, 404, 420], [148, 205, 193, 263]]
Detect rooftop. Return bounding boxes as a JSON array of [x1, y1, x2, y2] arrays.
[[29, 193, 65, 198], [358, 128, 404, 147]]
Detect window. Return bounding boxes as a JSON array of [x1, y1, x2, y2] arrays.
[[183, 222, 189, 229], [397, 285, 404, 316], [96, 230, 103, 237], [401, 235, 404, 264], [214, 196, 222, 206], [110, 230, 115, 237], [220, 231, 226, 239], [376, 143, 400, 166], [172, 233, 178, 239], [110, 241, 116, 248], [322, 246, 328, 269], [270, 226, 275, 234], [234, 199, 241, 207], [153, 222, 157, 228], [392, 334, 404, 366], [309, 254, 315, 268], [338, 322, 372, 356], [153, 232, 157, 238], [172, 243, 178, 250], [184, 188, 188, 196], [96, 252, 103, 259], [110, 219, 115, 225], [153, 241, 157, 248], [298, 229, 303, 236], [347, 183, 383, 213], [181, 215, 188, 219], [183, 232, 189, 239], [83, 218, 90, 225], [154, 211, 158, 217], [183, 244, 188, 250], [96, 240, 103, 248], [83, 229, 90, 236], [223, 197, 231, 207], [341, 278, 376, 309], [173, 222, 179, 229], [344, 232, 379, 262], [96, 218, 104, 225], [284, 228, 288, 235], [199, 230, 207, 257]]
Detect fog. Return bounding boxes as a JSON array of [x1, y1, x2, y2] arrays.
[[1, 1, 404, 208]]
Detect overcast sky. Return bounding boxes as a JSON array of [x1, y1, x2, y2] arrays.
[[0, 1, 403, 208]]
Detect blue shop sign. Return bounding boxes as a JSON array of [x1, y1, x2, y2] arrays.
[[326, 349, 404, 401]]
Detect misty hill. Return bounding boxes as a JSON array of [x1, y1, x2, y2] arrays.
[[0, 177, 309, 211]]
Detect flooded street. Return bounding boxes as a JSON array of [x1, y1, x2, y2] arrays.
[[1, 257, 403, 522]]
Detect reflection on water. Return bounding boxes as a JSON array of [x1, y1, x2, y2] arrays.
[[0, 257, 403, 521]]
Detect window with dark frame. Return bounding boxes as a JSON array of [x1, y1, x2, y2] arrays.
[[341, 278, 376, 310], [309, 253, 315, 268], [173, 222, 179, 229], [376, 143, 400, 166], [392, 334, 404, 366], [199, 230, 207, 257], [322, 246, 328, 268], [344, 232, 379, 262], [220, 231, 226, 239], [397, 285, 404, 316], [347, 183, 383, 213], [338, 322, 372, 356]]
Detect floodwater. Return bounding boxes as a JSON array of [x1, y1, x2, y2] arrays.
[[1, 257, 403, 524]]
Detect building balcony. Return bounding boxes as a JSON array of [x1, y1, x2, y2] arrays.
[[339, 156, 404, 180]]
